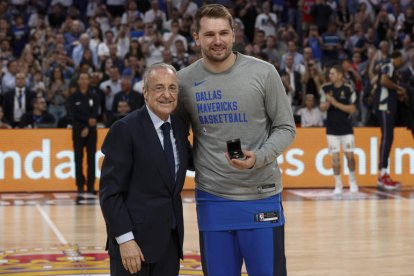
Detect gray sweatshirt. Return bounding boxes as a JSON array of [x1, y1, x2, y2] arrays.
[[177, 53, 296, 200]]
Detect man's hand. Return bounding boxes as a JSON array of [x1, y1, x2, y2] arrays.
[[88, 118, 97, 127], [225, 150, 256, 170], [80, 127, 89, 138], [120, 240, 145, 274]]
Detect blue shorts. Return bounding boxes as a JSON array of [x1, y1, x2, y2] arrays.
[[196, 190, 285, 231], [196, 190, 286, 276]]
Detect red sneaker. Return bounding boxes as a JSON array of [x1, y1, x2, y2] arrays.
[[377, 174, 401, 191]]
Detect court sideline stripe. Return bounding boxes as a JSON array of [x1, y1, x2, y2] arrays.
[[35, 204, 68, 245]]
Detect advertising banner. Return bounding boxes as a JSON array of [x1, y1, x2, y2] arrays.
[[0, 128, 412, 192]]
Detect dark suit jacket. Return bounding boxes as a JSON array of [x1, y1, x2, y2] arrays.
[[2, 88, 36, 124], [280, 68, 303, 106], [99, 106, 189, 264], [111, 90, 145, 112]]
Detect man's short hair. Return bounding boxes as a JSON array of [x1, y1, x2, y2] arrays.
[[194, 4, 233, 34], [143, 63, 177, 90]]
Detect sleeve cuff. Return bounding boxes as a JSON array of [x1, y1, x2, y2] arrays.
[[116, 232, 134, 245]]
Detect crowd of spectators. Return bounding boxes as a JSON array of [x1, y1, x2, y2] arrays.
[[0, 0, 413, 129]]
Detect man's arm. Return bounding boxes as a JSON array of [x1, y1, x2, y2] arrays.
[[100, 120, 134, 238], [99, 120, 145, 273], [255, 67, 296, 168]]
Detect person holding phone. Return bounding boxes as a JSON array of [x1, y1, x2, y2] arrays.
[[176, 4, 295, 275]]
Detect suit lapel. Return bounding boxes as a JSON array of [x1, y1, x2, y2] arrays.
[[139, 107, 174, 193]]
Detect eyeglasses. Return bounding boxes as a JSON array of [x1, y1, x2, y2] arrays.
[[149, 85, 178, 94]]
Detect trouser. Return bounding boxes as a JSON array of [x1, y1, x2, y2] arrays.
[[378, 110, 395, 170], [199, 225, 287, 276], [73, 128, 97, 192]]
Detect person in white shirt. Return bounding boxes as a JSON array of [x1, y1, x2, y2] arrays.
[[98, 30, 115, 63], [255, 1, 277, 37], [99, 66, 122, 116], [176, 0, 198, 17], [296, 94, 324, 127], [144, 0, 167, 24], [162, 20, 188, 55]]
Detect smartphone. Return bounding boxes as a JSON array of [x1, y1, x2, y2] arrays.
[[226, 139, 245, 160]]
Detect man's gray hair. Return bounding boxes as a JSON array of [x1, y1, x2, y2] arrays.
[[143, 63, 177, 90]]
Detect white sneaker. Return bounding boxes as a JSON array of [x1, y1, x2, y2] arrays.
[[349, 182, 359, 193], [333, 185, 343, 195]]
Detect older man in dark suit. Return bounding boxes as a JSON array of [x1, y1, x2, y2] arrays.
[[2, 72, 36, 127], [99, 63, 190, 276]]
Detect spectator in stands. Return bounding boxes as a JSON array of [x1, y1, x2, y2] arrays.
[[11, 14, 29, 58], [310, 0, 333, 35], [179, 14, 195, 45], [280, 54, 303, 111], [2, 60, 19, 92], [108, 44, 124, 72], [255, 1, 278, 37], [116, 24, 130, 59], [320, 65, 359, 195], [99, 66, 121, 121], [144, 0, 167, 25], [122, 54, 145, 85], [19, 96, 55, 128], [235, 0, 259, 43], [112, 76, 144, 113], [302, 58, 324, 103], [244, 29, 265, 57], [171, 40, 190, 70], [98, 30, 116, 63], [46, 66, 69, 121], [105, 99, 130, 127], [143, 33, 165, 67], [121, 0, 143, 26], [400, 36, 414, 70], [354, 2, 373, 30], [296, 94, 324, 127], [321, 22, 341, 67], [163, 20, 188, 55], [262, 35, 282, 66], [72, 33, 99, 69], [69, 72, 100, 195], [2, 72, 36, 128], [105, 0, 126, 18], [177, 0, 198, 18], [0, 106, 11, 129], [63, 19, 83, 56], [303, 25, 323, 63], [87, 24, 102, 50], [335, 0, 354, 34], [280, 40, 304, 70]]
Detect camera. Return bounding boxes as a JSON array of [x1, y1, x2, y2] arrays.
[[226, 138, 245, 160]]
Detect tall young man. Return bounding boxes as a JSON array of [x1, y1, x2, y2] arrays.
[[374, 51, 406, 190], [176, 4, 295, 275]]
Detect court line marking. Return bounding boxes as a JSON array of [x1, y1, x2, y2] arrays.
[[35, 204, 68, 245]]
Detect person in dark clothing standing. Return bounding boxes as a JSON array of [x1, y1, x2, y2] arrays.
[[69, 72, 100, 195], [374, 51, 406, 191], [111, 76, 144, 113], [19, 96, 55, 128]]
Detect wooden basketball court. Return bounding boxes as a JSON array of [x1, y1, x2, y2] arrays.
[[0, 188, 413, 275]]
